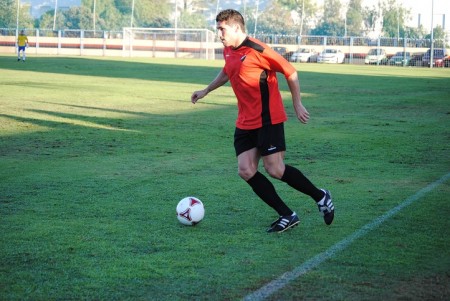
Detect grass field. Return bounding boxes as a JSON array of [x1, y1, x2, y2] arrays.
[[1, 54, 449, 300]]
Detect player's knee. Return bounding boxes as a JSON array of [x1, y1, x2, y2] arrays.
[[238, 166, 255, 181], [264, 165, 283, 179]]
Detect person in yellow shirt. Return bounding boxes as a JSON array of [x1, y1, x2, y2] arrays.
[[17, 30, 29, 62]]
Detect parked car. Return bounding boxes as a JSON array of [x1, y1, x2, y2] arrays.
[[272, 46, 293, 60], [272, 46, 287, 56], [388, 51, 411, 66], [317, 49, 345, 64], [409, 52, 425, 66], [422, 48, 448, 67], [289, 48, 317, 63], [365, 48, 387, 64], [445, 56, 450, 67]]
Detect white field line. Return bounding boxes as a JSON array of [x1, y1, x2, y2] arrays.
[[243, 172, 450, 301]]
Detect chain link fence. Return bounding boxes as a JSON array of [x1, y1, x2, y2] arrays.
[[1, 28, 448, 67], [256, 33, 449, 66]]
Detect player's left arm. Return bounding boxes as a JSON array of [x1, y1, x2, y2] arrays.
[[286, 71, 309, 124], [260, 46, 309, 123], [191, 69, 229, 104]]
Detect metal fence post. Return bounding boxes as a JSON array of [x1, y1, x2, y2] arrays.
[[57, 30, 61, 55], [35, 29, 39, 54], [377, 37, 381, 66], [80, 30, 84, 56], [103, 31, 106, 56], [350, 36, 354, 64]]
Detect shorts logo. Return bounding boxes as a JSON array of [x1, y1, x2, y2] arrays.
[[268, 145, 277, 152]]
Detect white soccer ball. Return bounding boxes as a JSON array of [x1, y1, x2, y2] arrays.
[[176, 196, 205, 226]]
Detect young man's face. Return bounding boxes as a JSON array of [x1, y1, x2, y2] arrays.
[[216, 21, 239, 48]]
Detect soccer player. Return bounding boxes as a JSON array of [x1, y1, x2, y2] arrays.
[[191, 9, 334, 233], [17, 30, 28, 62]]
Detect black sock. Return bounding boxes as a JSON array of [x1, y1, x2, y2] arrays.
[[247, 171, 293, 216], [281, 165, 324, 202]]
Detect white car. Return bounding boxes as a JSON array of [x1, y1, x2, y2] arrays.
[[289, 48, 317, 63], [365, 48, 387, 64], [317, 49, 345, 64]]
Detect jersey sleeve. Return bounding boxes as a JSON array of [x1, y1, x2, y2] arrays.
[[222, 47, 229, 75], [260, 46, 297, 79]]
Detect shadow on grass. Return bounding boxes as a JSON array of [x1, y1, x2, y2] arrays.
[[1, 54, 449, 160], [0, 107, 187, 159], [0, 55, 222, 84]]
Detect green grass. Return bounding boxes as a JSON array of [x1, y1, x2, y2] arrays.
[[1, 54, 449, 300]]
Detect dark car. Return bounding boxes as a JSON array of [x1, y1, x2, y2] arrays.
[[444, 56, 450, 67], [273, 46, 287, 56], [409, 52, 424, 66], [272, 46, 292, 60], [422, 48, 448, 67], [388, 51, 411, 66]]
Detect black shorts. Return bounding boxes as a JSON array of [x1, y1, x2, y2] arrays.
[[234, 123, 286, 157]]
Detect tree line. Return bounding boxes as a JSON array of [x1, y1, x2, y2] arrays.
[[0, 0, 446, 40]]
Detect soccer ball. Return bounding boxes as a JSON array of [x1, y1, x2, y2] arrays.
[[176, 196, 205, 226]]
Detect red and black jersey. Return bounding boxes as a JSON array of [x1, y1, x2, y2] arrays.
[[223, 37, 297, 130]]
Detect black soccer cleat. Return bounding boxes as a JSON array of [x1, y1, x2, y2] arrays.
[[267, 212, 300, 233], [317, 189, 334, 225]]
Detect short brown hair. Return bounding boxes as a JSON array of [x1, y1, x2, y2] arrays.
[[216, 9, 245, 33]]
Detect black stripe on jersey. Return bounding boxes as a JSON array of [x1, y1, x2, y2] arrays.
[[237, 37, 271, 125], [239, 37, 265, 53], [259, 70, 271, 125]]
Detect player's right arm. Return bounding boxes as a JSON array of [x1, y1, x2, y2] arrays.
[[191, 70, 229, 104]]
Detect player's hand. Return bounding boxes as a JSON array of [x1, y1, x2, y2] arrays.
[[191, 89, 207, 104], [295, 103, 310, 124]]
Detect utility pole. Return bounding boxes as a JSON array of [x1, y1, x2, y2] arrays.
[[93, 0, 96, 31], [131, 0, 135, 28], [53, 0, 58, 30], [16, 0, 20, 33], [254, 0, 259, 36], [430, 0, 434, 68], [300, 0, 304, 36]]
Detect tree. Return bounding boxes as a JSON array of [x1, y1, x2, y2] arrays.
[[37, 10, 65, 30], [81, 0, 127, 30], [251, 1, 297, 34], [134, 0, 171, 27], [0, 0, 17, 28], [312, 0, 345, 36], [425, 25, 447, 40], [363, 5, 380, 34], [178, 12, 207, 28], [114, 0, 132, 15], [407, 25, 427, 39], [179, 0, 208, 12], [0, 0, 34, 29], [276, 0, 319, 35], [380, 0, 410, 38], [63, 6, 93, 29], [345, 0, 364, 36], [176, 0, 208, 28]]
